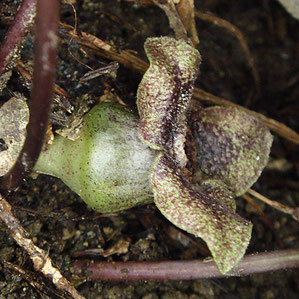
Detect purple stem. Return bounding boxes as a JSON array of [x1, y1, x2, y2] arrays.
[[0, 0, 59, 192], [73, 248, 299, 281], [0, 0, 36, 76]]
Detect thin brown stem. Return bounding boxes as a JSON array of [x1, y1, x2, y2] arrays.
[[242, 193, 274, 230], [0, 0, 58, 191], [242, 193, 284, 248], [0, 0, 36, 76], [195, 10, 260, 97], [72, 248, 299, 281], [247, 188, 299, 221], [152, 0, 187, 41]]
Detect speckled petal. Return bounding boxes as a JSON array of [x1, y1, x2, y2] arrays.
[[137, 37, 201, 165], [191, 106, 273, 195], [151, 153, 253, 274], [198, 179, 236, 211]]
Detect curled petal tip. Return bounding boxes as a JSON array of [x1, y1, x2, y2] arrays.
[[137, 37, 201, 158], [151, 153, 252, 273]]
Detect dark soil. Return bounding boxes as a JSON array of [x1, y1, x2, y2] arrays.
[[0, 0, 298, 298]]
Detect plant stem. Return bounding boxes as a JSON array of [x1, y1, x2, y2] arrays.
[[0, 0, 58, 191], [73, 248, 299, 281], [0, 0, 36, 76]]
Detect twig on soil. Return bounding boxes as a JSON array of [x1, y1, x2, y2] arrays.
[[133, 0, 198, 45], [195, 10, 260, 97], [176, 0, 199, 46], [242, 193, 275, 230], [247, 188, 299, 221], [3, 261, 73, 298], [0, 0, 36, 77], [0, 195, 84, 299], [152, 0, 188, 41], [16, 60, 72, 112], [72, 248, 299, 281], [242, 193, 284, 248], [16, 60, 68, 98], [60, 22, 149, 74]]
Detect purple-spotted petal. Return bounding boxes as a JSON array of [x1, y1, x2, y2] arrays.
[[151, 153, 253, 274], [191, 106, 273, 195], [137, 37, 201, 165], [198, 180, 236, 211]]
